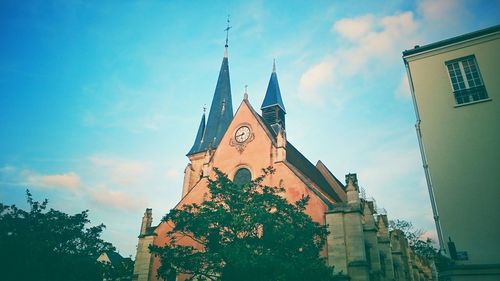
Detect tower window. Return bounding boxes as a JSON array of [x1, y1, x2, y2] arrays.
[[233, 168, 251, 185], [445, 55, 488, 105]]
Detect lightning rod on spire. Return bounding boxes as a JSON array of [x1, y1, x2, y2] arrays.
[[224, 15, 232, 48]]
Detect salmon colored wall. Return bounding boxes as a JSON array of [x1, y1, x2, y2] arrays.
[[150, 100, 332, 280]]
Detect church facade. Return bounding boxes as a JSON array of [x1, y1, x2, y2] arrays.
[[133, 42, 433, 281]]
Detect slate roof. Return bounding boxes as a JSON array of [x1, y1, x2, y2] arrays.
[[260, 66, 286, 113], [285, 142, 343, 202], [101, 251, 125, 265], [187, 113, 206, 155], [145, 226, 157, 235], [316, 160, 346, 192], [255, 111, 342, 203], [187, 48, 233, 156]]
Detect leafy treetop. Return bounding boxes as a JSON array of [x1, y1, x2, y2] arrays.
[[389, 219, 438, 260], [150, 167, 339, 281], [0, 190, 131, 281]]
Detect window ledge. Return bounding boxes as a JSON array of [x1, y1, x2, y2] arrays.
[[454, 98, 492, 108]]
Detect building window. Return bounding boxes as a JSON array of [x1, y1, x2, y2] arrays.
[[446, 55, 488, 105], [233, 168, 251, 186]]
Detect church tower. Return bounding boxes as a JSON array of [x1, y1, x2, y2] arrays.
[[261, 60, 286, 131], [182, 23, 234, 197], [187, 45, 233, 155], [134, 23, 436, 281]]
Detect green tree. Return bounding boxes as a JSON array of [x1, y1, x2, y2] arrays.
[[101, 255, 135, 281], [0, 190, 118, 281], [389, 219, 437, 260], [150, 168, 338, 281]]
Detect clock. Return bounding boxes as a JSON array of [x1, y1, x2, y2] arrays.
[[230, 124, 254, 153], [235, 126, 251, 143]]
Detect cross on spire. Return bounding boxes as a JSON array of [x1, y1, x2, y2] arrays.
[[225, 15, 232, 47]]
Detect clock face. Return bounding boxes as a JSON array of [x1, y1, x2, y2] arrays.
[[235, 126, 251, 143]]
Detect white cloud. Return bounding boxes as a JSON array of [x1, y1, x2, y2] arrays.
[[89, 186, 145, 210], [420, 230, 438, 242], [39, 173, 81, 190], [299, 11, 420, 105], [299, 0, 468, 105], [395, 74, 411, 99], [0, 165, 16, 174], [21, 170, 81, 191], [333, 15, 375, 41], [359, 148, 422, 193], [339, 11, 419, 74], [140, 113, 166, 131], [418, 0, 465, 24], [298, 57, 336, 104], [89, 155, 149, 186], [165, 168, 181, 180]]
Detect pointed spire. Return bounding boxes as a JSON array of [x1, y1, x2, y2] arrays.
[[261, 61, 286, 113], [201, 52, 233, 151], [187, 21, 234, 155], [261, 60, 286, 130], [187, 111, 206, 155]]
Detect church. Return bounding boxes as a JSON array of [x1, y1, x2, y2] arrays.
[[132, 36, 434, 281]]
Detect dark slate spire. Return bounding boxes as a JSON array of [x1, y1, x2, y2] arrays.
[[201, 49, 233, 151], [261, 60, 286, 130], [187, 112, 206, 155], [187, 23, 233, 155], [261, 60, 286, 113]]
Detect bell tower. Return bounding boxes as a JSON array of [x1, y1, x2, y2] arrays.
[[261, 60, 286, 130]]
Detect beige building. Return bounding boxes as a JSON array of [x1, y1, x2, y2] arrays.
[[403, 25, 500, 280]]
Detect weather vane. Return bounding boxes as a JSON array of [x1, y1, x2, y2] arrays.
[[225, 15, 232, 47]]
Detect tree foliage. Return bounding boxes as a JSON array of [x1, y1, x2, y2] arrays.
[[0, 190, 128, 281], [101, 256, 135, 281], [389, 219, 437, 260], [150, 168, 338, 281]]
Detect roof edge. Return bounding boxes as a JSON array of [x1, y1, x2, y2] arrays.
[[402, 24, 500, 57], [261, 103, 286, 112]]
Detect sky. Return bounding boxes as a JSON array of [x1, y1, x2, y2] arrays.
[[1, 0, 499, 257]]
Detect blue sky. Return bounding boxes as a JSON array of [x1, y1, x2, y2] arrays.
[[1, 0, 499, 257]]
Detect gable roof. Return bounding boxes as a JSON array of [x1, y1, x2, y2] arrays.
[[106, 251, 125, 264], [285, 142, 343, 203], [316, 160, 347, 198], [246, 103, 342, 204], [98, 251, 125, 265]]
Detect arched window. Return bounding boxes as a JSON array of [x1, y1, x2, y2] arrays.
[[233, 168, 251, 186]]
